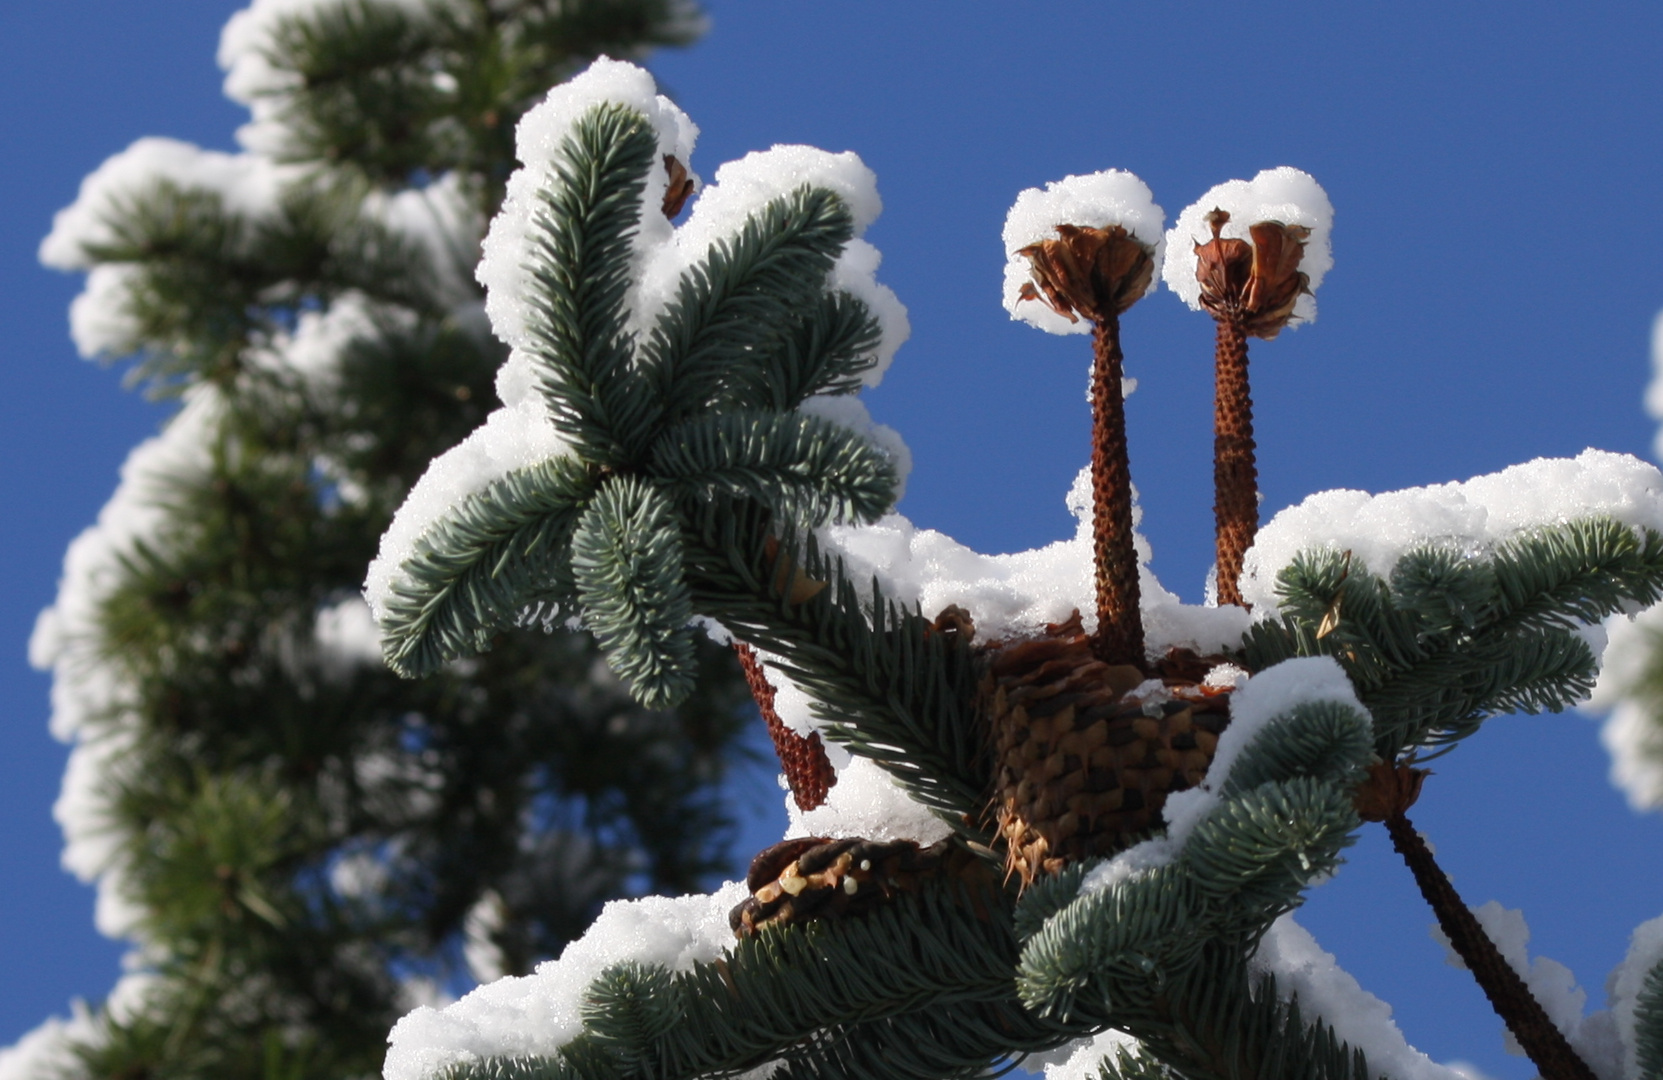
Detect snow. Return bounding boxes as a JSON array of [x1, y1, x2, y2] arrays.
[[382, 881, 748, 1080], [785, 756, 952, 845], [821, 465, 1248, 655], [0, 971, 155, 1080], [218, 0, 434, 154], [378, 59, 912, 628], [40, 137, 295, 272], [1001, 170, 1166, 335], [1253, 914, 1480, 1080], [1432, 902, 1588, 1056], [1030, 1028, 1142, 1080], [1162, 167, 1334, 326], [1240, 450, 1663, 618], [1610, 913, 1663, 1080], [1584, 603, 1663, 810]]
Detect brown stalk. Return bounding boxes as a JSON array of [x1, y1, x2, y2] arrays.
[[1089, 315, 1145, 668], [1357, 764, 1597, 1080], [1192, 210, 1312, 608], [1015, 223, 1154, 669], [733, 641, 835, 812], [1213, 315, 1254, 608]]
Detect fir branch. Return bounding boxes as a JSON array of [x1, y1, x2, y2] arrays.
[[645, 186, 855, 419], [1181, 777, 1360, 912], [1218, 700, 1374, 798], [652, 409, 899, 526], [1241, 519, 1663, 756], [520, 102, 661, 462], [755, 289, 884, 410], [571, 476, 698, 706], [380, 455, 596, 678], [443, 881, 1054, 1080], [679, 500, 986, 827]]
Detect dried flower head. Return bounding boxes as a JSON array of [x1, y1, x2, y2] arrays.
[[1193, 209, 1312, 339], [1016, 224, 1155, 325]]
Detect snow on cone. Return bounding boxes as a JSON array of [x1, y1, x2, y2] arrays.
[[1163, 167, 1333, 608]]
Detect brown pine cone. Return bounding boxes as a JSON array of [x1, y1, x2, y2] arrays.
[[982, 612, 1235, 885], [729, 836, 995, 937]]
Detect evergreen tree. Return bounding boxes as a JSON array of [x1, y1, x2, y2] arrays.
[[24, 4, 756, 1079], [369, 60, 1663, 1080]]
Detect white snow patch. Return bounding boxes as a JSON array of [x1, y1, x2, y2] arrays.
[[1001, 170, 1166, 336], [1253, 913, 1476, 1080], [1584, 602, 1663, 811], [1241, 451, 1663, 619], [822, 465, 1248, 655], [785, 756, 951, 845], [383, 882, 747, 1080], [1162, 167, 1334, 326], [1030, 1028, 1143, 1080]]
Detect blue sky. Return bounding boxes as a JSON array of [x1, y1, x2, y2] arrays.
[[6, 3, 1663, 1078]]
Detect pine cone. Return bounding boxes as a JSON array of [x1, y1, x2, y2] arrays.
[[730, 836, 994, 937], [983, 612, 1234, 885]]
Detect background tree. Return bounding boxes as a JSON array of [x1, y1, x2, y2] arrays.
[[19, 3, 755, 1078]]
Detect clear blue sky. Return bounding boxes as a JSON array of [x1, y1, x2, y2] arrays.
[[5, 4, 1663, 1078]]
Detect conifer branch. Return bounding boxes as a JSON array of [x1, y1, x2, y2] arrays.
[[521, 104, 661, 462], [379, 455, 596, 677]]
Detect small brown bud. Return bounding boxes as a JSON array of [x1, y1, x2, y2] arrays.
[[662, 155, 695, 219], [1354, 761, 1430, 822]]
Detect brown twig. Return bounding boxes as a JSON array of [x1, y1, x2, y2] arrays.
[[1089, 315, 1145, 669], [1383, 810, 1597, 1080], [1212, 314, 1255, 608], [733, 641, 835, 812]]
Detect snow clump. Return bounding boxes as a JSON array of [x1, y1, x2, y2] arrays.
[[1001, 169, 1166, 336], [1240, 450, 1663, 621], [383, 882, 747, 1080], [1162, 167, 1334, 326]]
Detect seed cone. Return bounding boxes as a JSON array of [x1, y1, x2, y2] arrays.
[[983, 612, 1234, 885], [735, 642, 836, 812], [729, 836, 994, 937]]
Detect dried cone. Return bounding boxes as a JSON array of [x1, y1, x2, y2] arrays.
[[983, 612, 1233, 885], [1193, 210, 1312, 607], [729, 836, 995, 937]]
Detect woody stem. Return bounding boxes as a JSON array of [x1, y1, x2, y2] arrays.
[[1384, 812, 1597, 1080], [1089, 316, 1144, 669], [1213, 315, 1256, 608]]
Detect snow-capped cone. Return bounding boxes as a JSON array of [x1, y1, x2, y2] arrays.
[[1002, 170, 1166, 335], [1163, 167, 1333, 332]]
